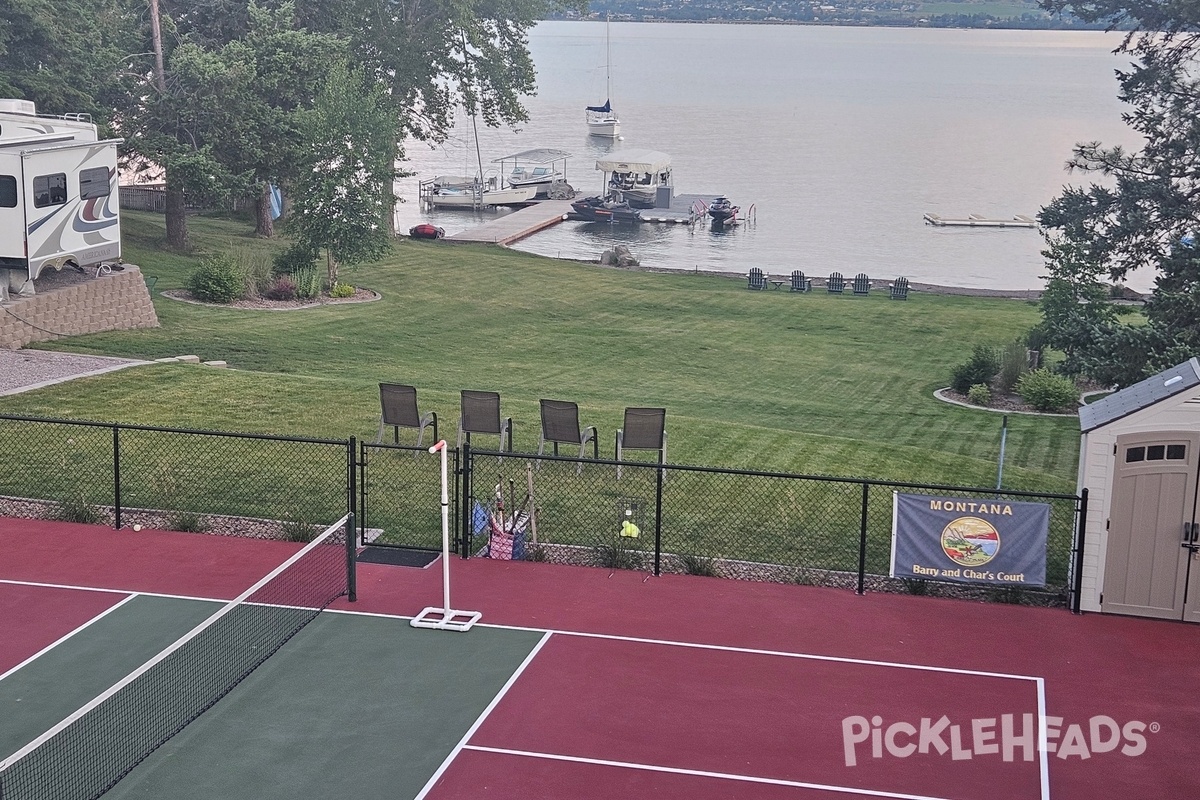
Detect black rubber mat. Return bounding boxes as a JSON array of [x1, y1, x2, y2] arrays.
[[356, 546, 440, 568]]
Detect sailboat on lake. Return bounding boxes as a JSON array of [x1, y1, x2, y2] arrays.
[[586, 15, 620, 138]]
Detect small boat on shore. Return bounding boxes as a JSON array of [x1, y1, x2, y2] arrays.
[[409, 223, 445, 240], [570, 195, 642, 224], [707, 196, 739, 226]]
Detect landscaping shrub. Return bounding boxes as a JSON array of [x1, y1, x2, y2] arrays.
[[967, 383, 991, 406], [293, 266, 322, 300], [52, 494, 105, 525], [273, 243, 318, 276], [329, 282, 355, 298], [186, 254, 243, 303], [949, 345, 999, 394], [1016, 368, 1079, 412], [996, 340, 1028, 393], [265, 276, 298, 301]]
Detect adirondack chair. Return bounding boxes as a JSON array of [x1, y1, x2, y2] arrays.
[[889, 276, 910, 300], [826, 272, 845, 293], [789, 270, 812, 292], [747, 267, 766, 290], [852, 273, 871, 296]]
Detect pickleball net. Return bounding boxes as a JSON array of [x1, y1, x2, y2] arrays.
[[0, 514, 353, 800]]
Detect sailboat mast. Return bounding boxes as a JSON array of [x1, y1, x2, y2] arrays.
[[461, 29, 486, 205], [605, 13, 612, 103]]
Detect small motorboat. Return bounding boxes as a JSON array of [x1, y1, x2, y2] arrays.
[[409, 223, 445, 240], [707, 196, 739, 225], [570, 195, 642, 224]]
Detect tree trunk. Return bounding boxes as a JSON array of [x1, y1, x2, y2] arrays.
[[254, 182, 274, 238], [326, 250, 338, 289], [164, 175, 189, 251]]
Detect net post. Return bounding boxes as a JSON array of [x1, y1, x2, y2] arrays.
[[460, 440, 472, 558], [653, 458, 664, 577]]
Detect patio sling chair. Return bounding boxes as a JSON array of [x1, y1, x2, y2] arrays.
[[827, 272, 845, 293], [747, 267, 767, 290], [789, 270, 812, 292], [456, 390, 513, 452], [615, 407, 667, 480], [852, 273, 872, 296], [889, 276, 910, 300], [374, 384, 438, 450], [537, 399, 599, 475]]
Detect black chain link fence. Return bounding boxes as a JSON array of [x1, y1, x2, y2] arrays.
[[462, 448, 1084, 609], [0, 415, 351, 540], [359, 442, 458, 551], [0, 415, 1083, 608]]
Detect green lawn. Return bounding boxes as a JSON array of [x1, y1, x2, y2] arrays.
[[2, 211, 1080, 493]]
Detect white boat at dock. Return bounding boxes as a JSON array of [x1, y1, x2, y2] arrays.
[[598, 149, 673, 209], [424, 180, 537, 208], [492, 148, 572, 198]]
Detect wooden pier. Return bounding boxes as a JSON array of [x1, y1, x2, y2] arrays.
[[444, 200, 575, 245], [924, 213, 1037, 228]]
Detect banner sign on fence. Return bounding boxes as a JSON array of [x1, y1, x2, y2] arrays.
[[890, 493, 1049, 587]]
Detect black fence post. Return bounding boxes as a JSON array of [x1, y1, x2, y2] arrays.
[[653, 462, 664, 577], [346, 511, 357, 602], [856, 482, 869, 595], [460, 441, 472, 558], [347, 436, 357, 538], [1071, 489, 1088, 614], [112, 423, 122, 530], [358, 441, 368, 546]]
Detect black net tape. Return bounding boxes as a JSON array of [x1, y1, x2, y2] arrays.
[[0, 519, 348, 800]]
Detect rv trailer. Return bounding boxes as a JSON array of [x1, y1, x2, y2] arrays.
[[0, 99, 122, 297]]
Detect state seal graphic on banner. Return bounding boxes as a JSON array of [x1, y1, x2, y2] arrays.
[[940, 517, 1000, 567]]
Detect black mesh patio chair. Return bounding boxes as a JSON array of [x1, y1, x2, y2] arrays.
[[889, 276, 910, 300], [537, 399, 599, 474], [827, 272, 845, 293], [374, 384, 437, 451], [852, 273, 871, 296], [456, 390, 512, 452], [747, 267, 766, 290], [789, 270, 811, 292], [615, 407, 667, 480]]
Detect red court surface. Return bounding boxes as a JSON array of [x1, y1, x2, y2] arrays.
[[3, 517, 1199, 799]]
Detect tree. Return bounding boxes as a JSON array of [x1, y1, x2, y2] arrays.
[[287, 62, 394, 288], [0, 0, 140, 126], [1035, 0, 1200, 386]]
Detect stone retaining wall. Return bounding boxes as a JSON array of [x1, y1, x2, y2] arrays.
[[0, 266, 159, 350]]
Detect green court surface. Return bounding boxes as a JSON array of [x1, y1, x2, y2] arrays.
[[86, 604, 545, 799], [0, 597, 217, 760]]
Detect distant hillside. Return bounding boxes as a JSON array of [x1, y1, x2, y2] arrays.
[[553, 1, 1121, 30]]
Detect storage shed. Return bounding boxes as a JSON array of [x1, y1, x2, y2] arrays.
[[1077, 358, 1200, 621]]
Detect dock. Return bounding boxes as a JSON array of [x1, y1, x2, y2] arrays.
[[924, 213, 1037, 228], [444, 200, 575, 245]]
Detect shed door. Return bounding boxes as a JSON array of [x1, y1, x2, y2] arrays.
[[1102, 432, 1200, 621]]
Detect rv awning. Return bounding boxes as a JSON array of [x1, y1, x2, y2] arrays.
[[595, 150, 671, 174]]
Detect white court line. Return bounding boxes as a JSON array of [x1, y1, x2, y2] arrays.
[[462, 744, 957, 800], [412, 630, 553, 800], [1037, 677, 1050, 800], [0, 593, 138, 684], [0, 578, 229, 605]]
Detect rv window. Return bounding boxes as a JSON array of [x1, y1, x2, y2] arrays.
[[33, 173, 67, 208], [79, 167, 111, 200], [0, 176, 16, 208]]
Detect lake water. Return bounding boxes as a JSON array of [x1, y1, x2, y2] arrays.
[[394, 23, 1155, 293]]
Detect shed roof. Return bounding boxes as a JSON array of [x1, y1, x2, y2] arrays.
[[1079, 358, 1200, 432]]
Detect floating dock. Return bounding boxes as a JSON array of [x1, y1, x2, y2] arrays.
[[923, 213, 1037, 228], [444, 200, 575, 245]]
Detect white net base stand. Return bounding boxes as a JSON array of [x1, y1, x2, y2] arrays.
[[411, 606, 482, 631]]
